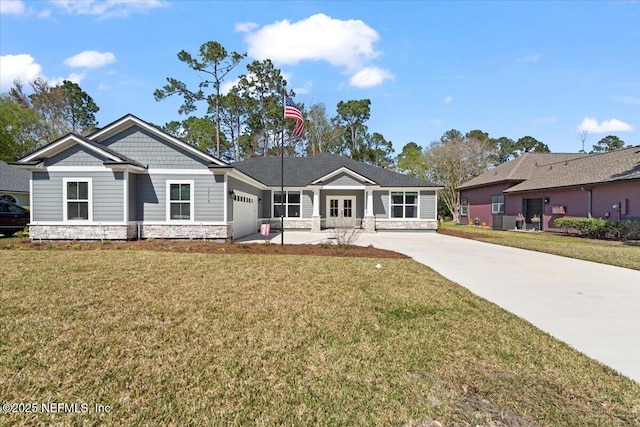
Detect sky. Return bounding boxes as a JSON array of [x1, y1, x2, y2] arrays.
[[1, 0, 639, 156]]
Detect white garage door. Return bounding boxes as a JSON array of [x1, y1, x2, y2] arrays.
[[232, 191, 258, 239]]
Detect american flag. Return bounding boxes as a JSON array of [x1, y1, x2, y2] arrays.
[[285, 96, 304, 137]]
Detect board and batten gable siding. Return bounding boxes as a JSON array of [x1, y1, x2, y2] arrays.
[[45, 144, 109, 167], [420, 190, 437, 219], [227, 176, 262, 221], [31, 171, 124, 222], [322, 172, 365, 187], [136, 173, 224, 222], [100, 125, 210, 169]]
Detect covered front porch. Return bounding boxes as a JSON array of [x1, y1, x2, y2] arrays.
[[261, 185, 438, 233]]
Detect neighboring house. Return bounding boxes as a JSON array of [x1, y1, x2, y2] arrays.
[[10, 114, 442, 241], [0, 160, 29, 206], [457, 147, 640, 231]]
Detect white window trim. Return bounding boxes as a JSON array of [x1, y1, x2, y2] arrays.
[[389, 191, 419, 220], [272, 190, 302, 219], [63, 177, 93, 222], [491, 195, 505, 215], [166, 180, 195, 222], [460, 197, 468, 217]]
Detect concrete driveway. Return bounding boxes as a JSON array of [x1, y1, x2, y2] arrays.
[[241, 230, 640, 383]]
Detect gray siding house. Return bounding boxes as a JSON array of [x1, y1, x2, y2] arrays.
[[11, 114, 442, 240], [0, 160, 29, 206]]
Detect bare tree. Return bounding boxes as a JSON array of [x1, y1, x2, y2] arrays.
[[423, 130, 494, 222], [577, 130, 592, 154]]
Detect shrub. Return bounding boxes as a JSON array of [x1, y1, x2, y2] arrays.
[[553, 217, 640, 240]]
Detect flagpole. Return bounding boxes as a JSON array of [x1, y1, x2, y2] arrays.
[[281, 88, 285, 246]]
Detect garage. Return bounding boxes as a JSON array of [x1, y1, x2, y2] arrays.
[[232, 190, 258, 239]]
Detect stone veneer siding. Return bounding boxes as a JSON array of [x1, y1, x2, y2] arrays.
[[140, 224, 231, 240], [29, 224, 232, 241], [29, 225, 137, 241]]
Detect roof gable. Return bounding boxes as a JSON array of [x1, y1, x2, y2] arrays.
[[88, 114, 227, 167], [311, 167, 376, 185], [20, 134, 137, 166]]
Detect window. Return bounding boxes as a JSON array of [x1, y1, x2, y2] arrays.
[[167, 181, 193, 221], [460, 197, 468, 217], [390, 191, 418, 219], [491, 195, 505, 214], [64, 179, 91, 221], [273, 191, 301, 218]]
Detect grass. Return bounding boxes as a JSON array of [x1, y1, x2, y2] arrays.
[[1, 250, 639, 426], [439, 222, 640, 271]]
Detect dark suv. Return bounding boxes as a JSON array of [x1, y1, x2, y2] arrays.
[[0, 201, 30, 236]]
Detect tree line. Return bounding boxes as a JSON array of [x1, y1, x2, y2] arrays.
[[1, 78, 99, 162], [1, 39, 630, 220], [152, 41, 393, 166]]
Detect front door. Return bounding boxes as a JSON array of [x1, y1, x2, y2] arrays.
[[326, 196, 356, 228], [524, 198, 544, 230]]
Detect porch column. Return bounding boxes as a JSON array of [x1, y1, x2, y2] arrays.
[[366, 189, 374, 216], [363, 188, 376, 232], [311, 187, 321, 232]]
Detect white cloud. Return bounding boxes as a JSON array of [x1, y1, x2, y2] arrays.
[[0, 0, 26, 15], [220, 78, 238, 95], [516, 54, 541, 63], [245, 13, 380, 71], [50, 0, 167, 19], [241, 13, 393, 88], [427, 118, 442, 126], [577, 117, 634, 133], [0, 54, 88, 91], [64, 50, 116, 68], [235, 21, 258, 33], [0, 54, 42, 90], [444, 96, 453, 104], [349, 67, 393, 88], [48, 72, 86, 86]]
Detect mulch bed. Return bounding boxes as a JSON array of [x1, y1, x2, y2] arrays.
[[3, 239, 407, 259]]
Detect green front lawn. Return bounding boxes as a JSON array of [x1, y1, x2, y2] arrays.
[[1, 250, 638, 426], [439, 222, 640, 271]]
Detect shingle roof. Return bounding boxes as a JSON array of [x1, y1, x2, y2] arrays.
[[233, 153, 442, 188], [0, 160, 29, 193], [504, 146, 640, 193], [457, 147, 640, 192], [457, 152, 585, 190]]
